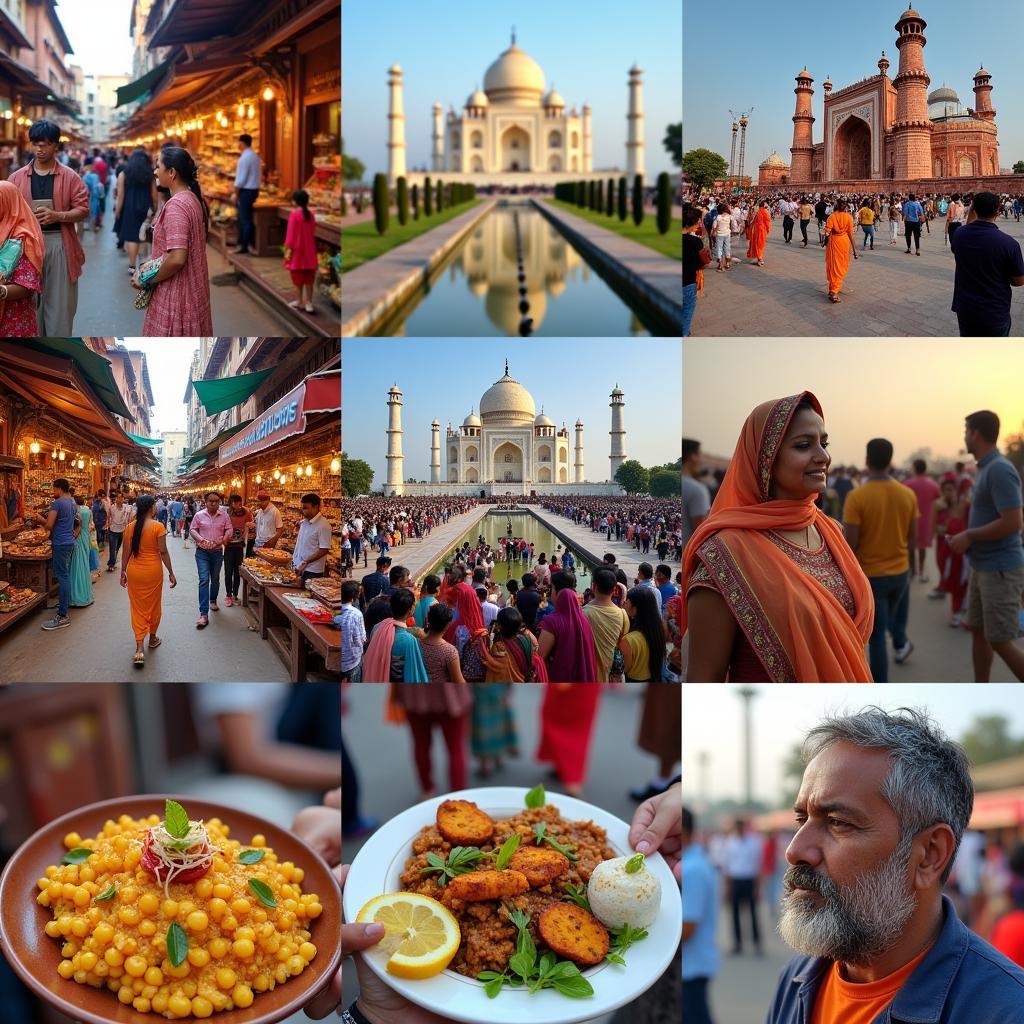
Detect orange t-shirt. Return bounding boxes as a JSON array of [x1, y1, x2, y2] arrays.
[[992, 909, 1024, 967], [810, 944, 933, 1024]]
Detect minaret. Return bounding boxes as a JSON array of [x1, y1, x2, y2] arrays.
[[583, 103, 593, 172], [728, 121, 738, 178], [973, 66, 996, 121], [386, 385, 404, 493], [574, 419, 584, 484], [609, 385, 625, 482], [430, 419, 440, 484], [891, 7, 932, 180], [737, 114, 749, 182], [789, 68, 814, 182], [387, 64, 407, 184], [626, 64, 645, 179], [432, 102, 444, 171]]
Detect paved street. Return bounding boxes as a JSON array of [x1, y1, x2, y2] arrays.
[[341, 682, 682, 1024], [0, 531, 293, 682], [690, 214, 1024, 336]]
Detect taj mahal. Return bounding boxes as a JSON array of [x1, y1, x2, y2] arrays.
[[382, 362, 627, 497], [387, 31, 646, 185]]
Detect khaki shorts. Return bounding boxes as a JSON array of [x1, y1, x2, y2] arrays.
[[967, 565, 1024, 645]]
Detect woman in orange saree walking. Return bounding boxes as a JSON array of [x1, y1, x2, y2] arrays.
[[824, 199, 858, 302], [682, 392, 874, 682], [745, 200, 771, 266], [120, 494, 177, 668]]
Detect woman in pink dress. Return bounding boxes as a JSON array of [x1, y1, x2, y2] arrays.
[[0, 180, 44, 336], [284, 189, 319, 314], [135, 146, 212, 336]]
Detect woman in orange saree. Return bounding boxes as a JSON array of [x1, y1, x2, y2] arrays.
[[745, 201, 771, 265], [824, 199, 859, 302], [682, 392, 874, 682]]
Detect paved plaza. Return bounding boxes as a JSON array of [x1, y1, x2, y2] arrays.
[[690, 214, 1024, 337]]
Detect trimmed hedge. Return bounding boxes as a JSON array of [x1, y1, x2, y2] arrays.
[[372, 173, 389, 235]]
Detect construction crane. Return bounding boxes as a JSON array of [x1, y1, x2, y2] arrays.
[[728, 107, 754, 183]]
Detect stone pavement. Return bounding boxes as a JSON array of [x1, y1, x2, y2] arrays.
[[691, 214, 1024, 336]]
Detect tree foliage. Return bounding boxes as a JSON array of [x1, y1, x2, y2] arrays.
[[649, 468, 680, 497], [372, 173, 389, 235], [396, 176, 409, 226], [1014, 161, 1024, 174], [960, 715, 1024, 766], [682, 148, 729, 193], [341, 452, 374, 497], [655, 171, 672, 234], [341, 137, 365, 183], [663, 123, 682, 167], [424, 175, 433, 215], [618, 176, 628, 220], [614, 459, 650, 494], [631, 174, 644, 227], [1005, 425, 1024, 474]]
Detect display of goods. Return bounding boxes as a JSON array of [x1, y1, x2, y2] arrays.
[[255, 546, 292, 566], [0, 580, 8, 592], [5, 542, 51, 557], [15, 528, 49, 545], [0, 586, 36, 611], [243, 557, 300, 586], [305, 577, 341, 609], [3, 517, 24, 532], [279, 593, 334, 624]]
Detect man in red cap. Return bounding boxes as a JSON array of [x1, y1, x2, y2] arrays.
[[249, 490, 284, 559]]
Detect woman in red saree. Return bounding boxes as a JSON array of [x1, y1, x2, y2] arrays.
[[931, 476, 969, 625], [745, 200, 771, 266], [683, 391, 874, 682], [537, 683, 601, 797], [444, 578, 488, 680], [479, 607, 549, 682], [824, 199, 858, 302]]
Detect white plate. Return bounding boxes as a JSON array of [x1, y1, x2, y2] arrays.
[[343, 786, 682, 1024]]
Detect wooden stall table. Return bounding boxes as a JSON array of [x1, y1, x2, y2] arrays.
[[0, 552, 55, 609], [263, 585, 340, 682], [240, 564, 303, 638], [0, 590, 47, 634]]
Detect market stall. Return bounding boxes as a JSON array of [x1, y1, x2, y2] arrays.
[[263, 582, 340, 682]]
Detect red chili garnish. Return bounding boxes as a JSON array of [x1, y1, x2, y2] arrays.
[[140, 829, 212, 884]]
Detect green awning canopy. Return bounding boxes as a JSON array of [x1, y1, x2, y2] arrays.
[[117, 59, 172, 108], [183, 420, 254, 468], [127, 432, 164, 446], [191, 368, 276, 416]]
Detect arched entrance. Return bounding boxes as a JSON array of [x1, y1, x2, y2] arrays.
[[493, 441, 523, 482], [959, 154, 975, 176], [833, 116, 871, 179], [933, 156, 944, 177], [501, 126, 530, 171]]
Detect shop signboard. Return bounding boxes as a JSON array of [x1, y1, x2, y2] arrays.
[[100, 450, 119, 467], [218, 383, 308, 467]]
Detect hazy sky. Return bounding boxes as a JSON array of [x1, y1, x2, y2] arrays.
[[343, 0, 681, 181], [684, 0, 1024, 173], [683, 339, 1024, 465], [342, 338, 681, 484], [682, 684, 1024, 809], [118, 339, 195, 436], [60, 0, 134, 78]]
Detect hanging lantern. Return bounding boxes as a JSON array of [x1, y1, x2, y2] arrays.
[[197, 118, 204, 129], [262, 85, 275, 102], [236, 102, 246, 118], [255, 474, 262, 484], [246, 104, 255, 119], [280, 474, 287, 485], [78, 459, 85, 469], [330, 457, 340, 473], [30, 441, 40, 454], [273, 468, 280, 480], [305, 465, 313, 477], [51, 448, 57, 459], [58, 451, 66, 461]]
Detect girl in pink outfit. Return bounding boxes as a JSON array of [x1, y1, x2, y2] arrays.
[[283, 189, 319, 314]]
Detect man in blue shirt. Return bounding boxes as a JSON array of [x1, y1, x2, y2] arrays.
[[902, 192, 925, 255], [683, 805, 719, 1024], [33, 477, 79, 630], [949, 409, 1024, 681], [950, 191, 1024, 336], [232, 133, 262, 255], [769, 707, 1024, 1024], [358, 556, 392, 611]]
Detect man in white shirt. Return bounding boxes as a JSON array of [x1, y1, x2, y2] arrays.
[[293, 492, 332, 583], [232, 133, 262, 255], [250, 490, 284, 558], [105, 490, 135, 572], [779, 196, 798, 244], [724, 818, 764, 955]]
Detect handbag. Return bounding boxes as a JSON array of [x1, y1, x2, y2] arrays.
[[0, 238, 23, 278], [134, 288, 154, 310], [697, 246, 713, 268]]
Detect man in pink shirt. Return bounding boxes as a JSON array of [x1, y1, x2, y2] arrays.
[[904, 459, 942, 585], [189, 490, 233, 628]]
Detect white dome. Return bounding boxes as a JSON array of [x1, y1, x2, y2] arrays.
[[479, 365, 536, 424], [928, 86, 960, 104], [483, 42, 545, 105], [466, 88, 488, 108], [543, 87, 565, 108], [535, 409, 554, 427], [761, 151, 788, 168], [463, 410, 481, 427]]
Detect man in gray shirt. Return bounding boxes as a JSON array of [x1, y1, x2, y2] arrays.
[[949, 410, 1024, 681], [682, 438, 712, 550]]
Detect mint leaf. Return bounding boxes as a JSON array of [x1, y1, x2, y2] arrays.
[[61, 848, 92, 865], [166, 922, 189, 967], [524, 784, 545, 809], [248, 878, 277, 908], [238, 849, 265, 865], [93, 883, 116, 901], [164, 799, 190, 840], [509, 950, 535, 983], [494, 832, 522, 872], [533, 822, 547, 844], [546, 961, 583, 980], [550, 974, 594, 998], [605, 953, 627, 966], [624, 852, 645, 873], [483, 974, 506, 998]]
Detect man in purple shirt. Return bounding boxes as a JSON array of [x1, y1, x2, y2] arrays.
[[190, 490, 233, 628]]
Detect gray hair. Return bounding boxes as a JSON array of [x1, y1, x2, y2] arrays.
[[803, 707, 973, 883]]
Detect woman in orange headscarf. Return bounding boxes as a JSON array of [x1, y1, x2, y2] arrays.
[[824, 198, 858, 303], [0, 179, 44, 336], [682, 392, 874, 682], [745, 200, 771, 266]]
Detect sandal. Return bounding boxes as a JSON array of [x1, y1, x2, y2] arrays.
[[830, 294, 842, 303], [133, 652, 145, 668], [148, 637, 162, 649]]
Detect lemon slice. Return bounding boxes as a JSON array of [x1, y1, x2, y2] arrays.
[[356, 893, 461, 980]]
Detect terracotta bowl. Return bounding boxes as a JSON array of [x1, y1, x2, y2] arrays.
[[0, 794, 342, 1024]]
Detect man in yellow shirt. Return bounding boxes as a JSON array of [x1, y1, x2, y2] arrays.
[[857, 202, 876, 251], [842, 438, 919, 681]]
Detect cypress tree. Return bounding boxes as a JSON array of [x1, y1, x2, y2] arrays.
[[594, 179, 603, 213], [618, 176, 628, 220], [606, 178, 614, 216], [437, 178, 444, 212], [655, 172, 672, 234], [411, 183, 419, 219], [396, 176, 409, 226], [424, 175, 433, 215], [587, 180, 595, 210], [372, 173, 389, 235], [576, 180, 586, 208], [632, 174, 644, 227]]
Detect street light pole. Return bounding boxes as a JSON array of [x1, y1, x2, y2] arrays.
[[737, 686, 759, 811]]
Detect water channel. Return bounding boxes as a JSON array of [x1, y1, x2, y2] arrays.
[[426, 510, 594, 586], [372, 202, 663, 337]]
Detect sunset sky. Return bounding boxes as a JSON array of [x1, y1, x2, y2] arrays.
[[684, 339, 1024, 466]]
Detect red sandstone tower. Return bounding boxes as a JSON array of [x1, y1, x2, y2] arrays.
[[789, 68, 814, 182], [973, 66, 996, 121], [891, 7, 933, 179]]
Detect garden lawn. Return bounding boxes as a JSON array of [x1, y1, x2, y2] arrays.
[[342, 200, 484, 273], [548, 199, 681, 260]]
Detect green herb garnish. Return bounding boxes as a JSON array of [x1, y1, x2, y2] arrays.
[[418, 846, 487, 887], [532, 822, 579, 861], [164, 799, 190, 840], [93, 883, 116, 902], [524, 784, 545, 809], [624, 853, 645, 874], [238, 849, 266, 865], [606, 923, 649, 966], [166, 922, 189, 967], [248, 878, 277, 908], [492, 833, 522, 871], [563, 883, 592, 912], [61, 848, 92, 865]]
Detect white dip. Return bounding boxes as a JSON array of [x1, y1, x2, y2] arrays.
[[586, 855, 661, 930]]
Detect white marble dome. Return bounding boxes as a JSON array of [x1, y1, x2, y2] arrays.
[[543, 87, 565, 108], [479, 365, 536, 424], [463, 410, 482, 427], [483, 42, 545, 105], [535, 409, 554, 427], [761, 151, 788, 168], [466, 88, 489, 108]]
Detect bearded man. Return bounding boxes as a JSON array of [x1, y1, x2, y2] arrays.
[[768, 706, 1024, 1023]]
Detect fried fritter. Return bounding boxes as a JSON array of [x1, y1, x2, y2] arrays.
[[436, 799, 495, 846], [538, 903, 610, 967], [507, 847, 569, 888], [446, 869, 529, 902]]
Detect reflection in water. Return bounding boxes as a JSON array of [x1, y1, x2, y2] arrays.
[[426, 511, 593, 586], [378, 203, 655, 337]]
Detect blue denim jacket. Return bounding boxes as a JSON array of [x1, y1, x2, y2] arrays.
[[766, 896, 1024, 1023]]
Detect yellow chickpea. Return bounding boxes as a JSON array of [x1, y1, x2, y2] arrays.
[[165, 960, 191, 980], [161, 899, 179, 919], [167, 993, 191, 1016], [230, 897, 250, 917], [234, 926, 255, 942], [208, 897, 228, 921], [93, 922, 114, 945], [195, 878, 213, 898], [152, 993, 169, 1013], [191, 995, 214, 1018], [286, 954, 304, 976], [252, 908, 268, 924], [232, 984, 254, 1008], [79, 951, 98, 971], [187, 948, 210, 968], [64, 832, 81, 848], [293, 867, 305, 883], [220, 914, 238, 933], [215, 967, 236, 990], [61, 882, 76, 901], [232, 938, 255, 959], [72, 886, 91, 908], [306, 902, 323, 919], [124, 955, 147, 978], [44, 920, 61, 939], [118, 906, 141, 927], [251, 834, 266, 847], [104, 948, 124, 968], [186, 910, 209, 933], [144, 965, 164, 986], [212, 883, 232, 900], [117, 985, 134, 1005], [208, 937, 230, 959], [139, 919, 157, 938], [70, 917, 89, 938], [132, 997, 152, 1013], [299, 942, 317, 961], [139, 893, 159, 916], [79, 865, 96, 882]]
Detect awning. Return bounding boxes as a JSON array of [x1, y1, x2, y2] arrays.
[[183, 420, 254, 468], [969, 788, 1024, 830], [218, 371, 340, 467], [191, 368, 277, 416], [150, 0, 261, 48], [0, 50, 51, 100], [117, 59, 173, 108], [127, 433, 165, 447], [0, 9, 32, 50]]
